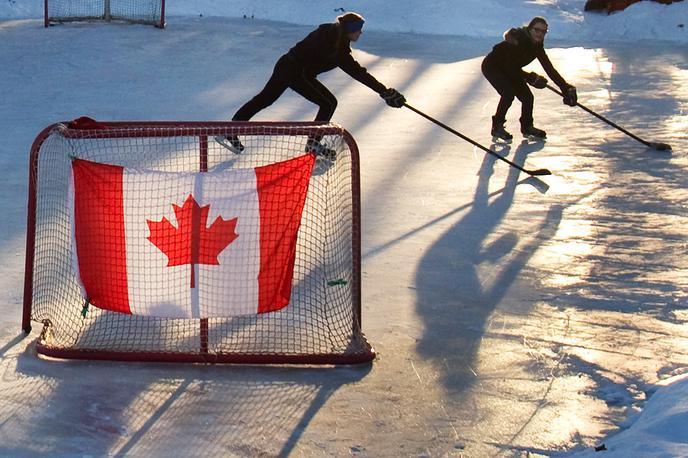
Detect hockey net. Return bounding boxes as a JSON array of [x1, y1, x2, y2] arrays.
[[45, 0, 165, 28], [23, 120, 374, 364]]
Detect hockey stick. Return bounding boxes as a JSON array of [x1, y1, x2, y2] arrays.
[[403, 103, 552, 176], [546, 84, 672, 151]]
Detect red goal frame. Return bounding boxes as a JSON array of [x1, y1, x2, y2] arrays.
[[23, 120, 374, 365]]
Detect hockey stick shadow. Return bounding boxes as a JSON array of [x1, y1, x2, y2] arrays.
[[363, 175, 546, 261], [522, 176, 550, 194]]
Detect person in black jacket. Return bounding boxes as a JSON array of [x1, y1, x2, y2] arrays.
[[481, 17, 577, 141], [220, 12, 405, 154]]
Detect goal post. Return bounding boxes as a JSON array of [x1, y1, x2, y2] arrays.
[[44, 0, 166, 28], [23, 120, 375, 364]]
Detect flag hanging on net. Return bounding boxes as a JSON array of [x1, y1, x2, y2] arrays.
[[69, 154, 315, 318]]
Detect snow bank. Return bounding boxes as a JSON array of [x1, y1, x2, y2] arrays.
[[1, 0, 685, 43]]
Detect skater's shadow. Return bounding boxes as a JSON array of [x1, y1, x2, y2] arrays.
[[414, 139, 560, 392]]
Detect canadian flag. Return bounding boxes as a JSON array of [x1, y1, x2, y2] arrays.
[[70, 154, 315, 318]]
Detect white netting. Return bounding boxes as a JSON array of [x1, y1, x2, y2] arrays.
[[46, 0, 164, 27], [24, 121, 373, 364]]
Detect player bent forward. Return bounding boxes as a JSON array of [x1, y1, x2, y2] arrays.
[[220, 12, 406, 157]]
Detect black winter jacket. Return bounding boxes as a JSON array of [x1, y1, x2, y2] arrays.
[[484, 27, 570, 91], [287, 23, 387, 94]]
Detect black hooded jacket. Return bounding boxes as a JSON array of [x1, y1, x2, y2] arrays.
[[286, 23, 387, 94], [484, 27, 570, 90]]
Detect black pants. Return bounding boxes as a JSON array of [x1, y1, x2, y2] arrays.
[[232, 54, 338, 122], [481, 58, 534, 127]]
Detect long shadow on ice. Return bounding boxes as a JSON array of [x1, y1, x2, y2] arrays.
[[1, 341, 369, 457], [413, 141, 563, 391]]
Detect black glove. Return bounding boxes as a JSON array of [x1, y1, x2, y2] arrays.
[[524, 72, 548, 89], [381, 88, 406, 108], [562, 86, 577, 106]]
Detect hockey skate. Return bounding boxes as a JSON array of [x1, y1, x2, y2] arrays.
[[521, 125, 546, 140], [305, 138, 337, 161], [490, 117, 513, 143], [215, 135, 245, 154]]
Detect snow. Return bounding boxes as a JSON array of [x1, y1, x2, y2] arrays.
[[3, 0, 688, 42], [0, 0, 686, 456]]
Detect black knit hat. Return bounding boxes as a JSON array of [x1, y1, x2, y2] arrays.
[[337, 12, 365, 33]]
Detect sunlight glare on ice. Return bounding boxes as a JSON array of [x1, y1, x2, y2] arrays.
[[538, 47, 613, 83]]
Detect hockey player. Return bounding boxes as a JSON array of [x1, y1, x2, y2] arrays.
[[481, 16, 577, 142], [218, 12, 406, 155]]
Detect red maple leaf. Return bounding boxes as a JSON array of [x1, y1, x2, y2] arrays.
[[147, 195, 239, 286]]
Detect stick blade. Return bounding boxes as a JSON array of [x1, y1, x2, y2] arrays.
[[528, 168, 552, 176], [649, 142, 672, 151]]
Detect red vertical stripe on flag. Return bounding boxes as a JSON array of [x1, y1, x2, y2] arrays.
[[255, 154, 315, 313], [72, 159, 131, 314]]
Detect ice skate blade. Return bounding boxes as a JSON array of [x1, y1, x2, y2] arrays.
[[491, 135, 513, 144], [311, 156, 335, 176], [215, 136, 244, 154], [306, 147, 337, 162]]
